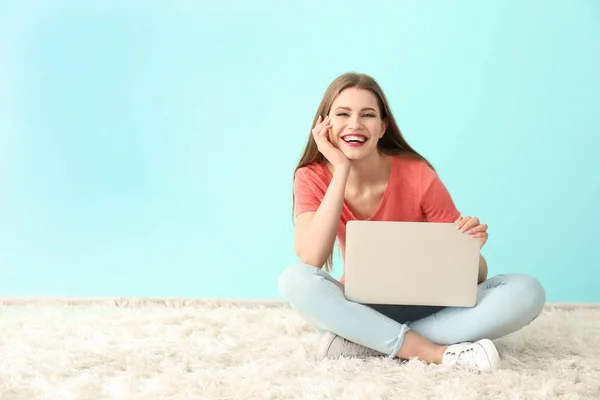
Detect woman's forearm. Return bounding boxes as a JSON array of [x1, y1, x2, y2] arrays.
[[295, 166, 350, 267]]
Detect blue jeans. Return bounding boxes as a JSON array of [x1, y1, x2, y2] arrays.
[[278, 263, 546, 358]]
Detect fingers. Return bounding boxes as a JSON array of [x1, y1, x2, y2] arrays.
[[455, 216, 469, 231], [456, 215, 488, 248], [321, 116, 331, 137], [312, 115, 332, 144], [313, 115, 330, 131], [466, 224, 488, 235], [456, 216, 479, 233], [312, 116, 322, 142], [455, 216, 463, 228]]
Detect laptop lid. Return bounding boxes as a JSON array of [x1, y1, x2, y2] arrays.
[[344, 220, 480, 307]]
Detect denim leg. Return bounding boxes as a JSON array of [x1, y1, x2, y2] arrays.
[[407, 273, 546, 345], [278, 263, 410, 358]]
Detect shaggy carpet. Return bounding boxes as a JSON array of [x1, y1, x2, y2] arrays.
[[0, 300, 598, 400]]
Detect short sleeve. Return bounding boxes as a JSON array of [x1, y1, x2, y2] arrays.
[[420, 163, 461, 223], [293, 168, 322, 216]]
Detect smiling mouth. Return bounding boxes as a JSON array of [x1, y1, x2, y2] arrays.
[[341, 134, 367, 144]]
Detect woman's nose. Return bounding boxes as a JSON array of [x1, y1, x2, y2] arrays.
[[347, 115, 362, 130]]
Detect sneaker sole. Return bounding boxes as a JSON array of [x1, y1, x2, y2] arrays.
[[477, 339, 501, 371]]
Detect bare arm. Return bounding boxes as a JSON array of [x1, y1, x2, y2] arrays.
[[294, 166, 350, 267], [478, 254, 488, 283]]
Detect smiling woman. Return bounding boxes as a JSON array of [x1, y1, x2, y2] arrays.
[[331, 95, 383, 153], [279, 72, 547, 373]]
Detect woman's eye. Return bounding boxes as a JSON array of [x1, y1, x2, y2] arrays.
[[335, 112, 376, 117]]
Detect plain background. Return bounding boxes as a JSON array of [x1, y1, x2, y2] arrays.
[[1, 0, 598, 302]]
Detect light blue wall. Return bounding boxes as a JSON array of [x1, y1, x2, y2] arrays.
[[1, 1, 598, 302]]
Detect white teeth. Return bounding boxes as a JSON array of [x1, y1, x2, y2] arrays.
[[342, 135, 366, 143]]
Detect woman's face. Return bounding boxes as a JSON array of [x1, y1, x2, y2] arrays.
[[328, 88, 387, 160]]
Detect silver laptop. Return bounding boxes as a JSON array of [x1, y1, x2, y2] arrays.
[[344, 220, 480, 307]]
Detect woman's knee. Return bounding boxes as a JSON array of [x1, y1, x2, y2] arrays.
[[505, 273, 546, 317], [277, 263, 322, 304]]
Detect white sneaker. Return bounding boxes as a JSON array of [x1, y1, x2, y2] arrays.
[[317, 331, 386, 360], [441, 339, 501, 373]]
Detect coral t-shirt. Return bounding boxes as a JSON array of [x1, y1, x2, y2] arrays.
[[293, 156, 461, 283]]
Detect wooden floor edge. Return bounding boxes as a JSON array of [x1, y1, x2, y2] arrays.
[[0, 297, 598, 310]]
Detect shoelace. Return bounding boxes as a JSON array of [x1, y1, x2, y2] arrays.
[[444, 345, 478, 367]]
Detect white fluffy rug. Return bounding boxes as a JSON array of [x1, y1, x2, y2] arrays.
[[0, 300, 599, 400]]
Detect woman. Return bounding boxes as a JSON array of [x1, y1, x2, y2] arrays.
[[278, 72, 546, 373]]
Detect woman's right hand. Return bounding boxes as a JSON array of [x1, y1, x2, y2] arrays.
[[312, 115, 350, 171]]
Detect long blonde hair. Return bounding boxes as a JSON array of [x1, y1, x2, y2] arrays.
[[293, 72, 433, 272]]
